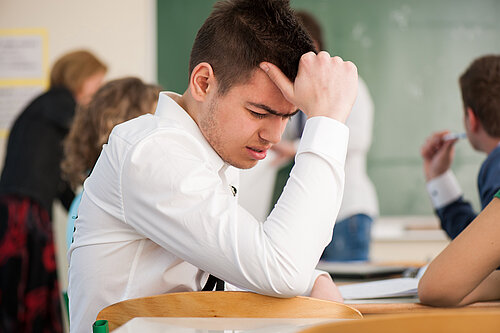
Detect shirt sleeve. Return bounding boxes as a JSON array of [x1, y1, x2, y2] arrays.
[[225, 268, 331, 297], [436, 198, 477, 239], [426, 170, 476, 239], [121, 116, 348, 297]]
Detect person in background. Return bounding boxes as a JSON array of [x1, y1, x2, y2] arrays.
[[421, 55, 500, 240], [0, 49, 106, 333], [418, 189, 500, 306], [67, 0, 358, 331], [61, 77, 161, 248], [274, 10, 379, 261]]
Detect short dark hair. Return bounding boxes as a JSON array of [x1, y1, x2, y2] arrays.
[[460, 55, 500, 137], [295, 10, 325, 52], [188, 0, 315, 95]]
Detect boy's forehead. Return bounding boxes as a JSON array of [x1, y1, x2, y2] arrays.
[[232, 68, 297, 115]]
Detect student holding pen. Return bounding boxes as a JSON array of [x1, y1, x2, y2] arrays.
[[421, 55, 500, 240]]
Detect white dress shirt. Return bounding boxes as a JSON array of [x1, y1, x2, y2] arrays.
[[67, 92, 349, 333], [276, 78, 378, 221]]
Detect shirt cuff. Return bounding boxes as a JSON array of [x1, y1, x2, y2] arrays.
[[297, 116, 349, 165], [426, 170, 463, 209]]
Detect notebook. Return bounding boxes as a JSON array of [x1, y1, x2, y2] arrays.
[[316, 261, 409, 279], [337, 265, 428, 300]]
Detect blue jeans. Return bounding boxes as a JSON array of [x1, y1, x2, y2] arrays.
[[321, 214, 373, 262]]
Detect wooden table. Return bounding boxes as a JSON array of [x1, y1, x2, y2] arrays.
[[329, 261, 500, 316], [109, 300, 500, 332], [351, 300, 500, 315], [112, 317, 344, 333]]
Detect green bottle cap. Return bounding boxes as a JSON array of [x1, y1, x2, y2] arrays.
[[92, 320, 109, 333]]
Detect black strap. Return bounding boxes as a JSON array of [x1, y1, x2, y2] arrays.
[[296, 110, 306, 138], [202, 274, 225, 291]]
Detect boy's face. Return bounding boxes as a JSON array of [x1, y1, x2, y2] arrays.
[[197, 68, 297, 169], [75, 70, 106, 106]]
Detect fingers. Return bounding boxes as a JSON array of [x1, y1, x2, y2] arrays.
[[259, 62, 294, 103], [421, 131, 450, 159], [421, 130, 457, 180], [330, 54, 343, 63], [421, 131, 456, 169], [262, 52, 358, 123], [296, 52, 358, 121], [330, 54, 358, 75]]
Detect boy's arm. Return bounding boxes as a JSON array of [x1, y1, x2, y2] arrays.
[[418, 197, 500, 306], [421, 131, 477, 238], [310, 273, 343, 303]]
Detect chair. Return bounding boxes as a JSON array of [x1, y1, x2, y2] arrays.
[[96, 291, 362, 331], [298, 309, 500, 333]]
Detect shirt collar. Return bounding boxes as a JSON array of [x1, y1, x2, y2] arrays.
[[154, 91, 227, 173]]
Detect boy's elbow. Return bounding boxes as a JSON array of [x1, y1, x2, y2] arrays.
[[418, 280, 464, 307]]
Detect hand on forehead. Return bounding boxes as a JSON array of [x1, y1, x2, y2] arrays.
[[259, 51, 358, 123]]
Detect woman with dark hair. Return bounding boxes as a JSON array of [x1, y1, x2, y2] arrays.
[[0, 49, 106, 333]]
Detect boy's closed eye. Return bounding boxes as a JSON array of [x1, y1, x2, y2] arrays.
[[248, 109, 267, 119]]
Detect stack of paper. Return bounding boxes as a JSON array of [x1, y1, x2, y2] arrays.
[[339, 278, 419, 299], [338, 265, 427, 300], [316, 261, 408, 279]]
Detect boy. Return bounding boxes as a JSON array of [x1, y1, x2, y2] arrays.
[[68, 1, 358, 332], [421, 55, 500, 239]]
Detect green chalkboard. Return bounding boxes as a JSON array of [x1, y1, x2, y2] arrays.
[[157, 0, 500, 215]]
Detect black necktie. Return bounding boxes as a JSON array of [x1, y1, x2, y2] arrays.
[[202, 274, 225, 291]]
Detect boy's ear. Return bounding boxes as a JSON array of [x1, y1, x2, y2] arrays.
[[189, 62, 216, 102], [466, 107, 480, 132]]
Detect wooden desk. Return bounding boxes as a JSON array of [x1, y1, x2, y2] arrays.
[[112, 317, 344, 333], [351, 301, 500, 315], [109, 300, 500, 332], [331, 263, 500, 316]]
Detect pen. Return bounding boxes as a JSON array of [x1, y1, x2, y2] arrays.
[[443, 132, 466, 141]]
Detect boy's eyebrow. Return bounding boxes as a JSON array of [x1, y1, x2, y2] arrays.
[[248, 102, 300, 118]]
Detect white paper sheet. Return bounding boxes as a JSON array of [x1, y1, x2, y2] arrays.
[[339, 277, 419, 300]]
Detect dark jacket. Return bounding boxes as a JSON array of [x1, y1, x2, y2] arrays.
[[437, 144, 500, 239], [0, 87, 76, 217]]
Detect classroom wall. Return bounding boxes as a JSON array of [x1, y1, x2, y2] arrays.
[[157, 0, 500, 216], [291, 0, 500, 216], [0, 0, 156, 82], [0, 2, 156, 329], [0, 0, 157, 166]]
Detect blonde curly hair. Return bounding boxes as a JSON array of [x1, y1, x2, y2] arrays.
[[62, 77, 161, 189]]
